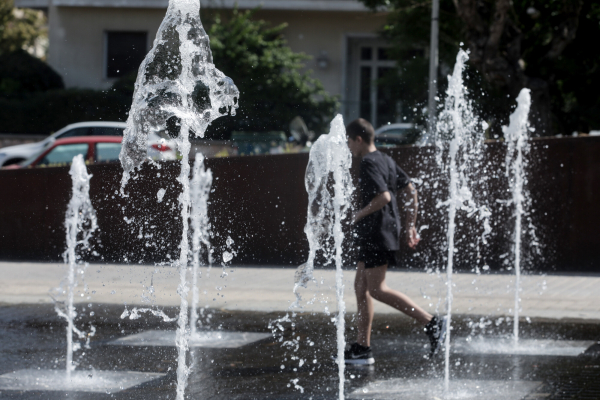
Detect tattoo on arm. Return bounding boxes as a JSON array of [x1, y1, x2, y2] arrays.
[[400, 183, 418, 230]]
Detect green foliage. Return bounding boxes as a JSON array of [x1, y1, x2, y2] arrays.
[[372, 0, 462, 126], [204, 8, 338, 140], [514, 0, 600, 133], [0, 49, 63, 97], [111, 70, 137, 97], [360, 0, 600, 134], [2, 7, 338, 136], [0, 0, 46, 55]]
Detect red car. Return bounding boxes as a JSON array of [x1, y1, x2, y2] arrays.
[[3, 136, 123, 169]]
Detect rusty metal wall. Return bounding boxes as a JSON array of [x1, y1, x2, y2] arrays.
[[0, 137, 598, 272]]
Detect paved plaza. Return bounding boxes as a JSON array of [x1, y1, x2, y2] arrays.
[[1, 261, 600, 399], [1, 261, 598, 321]]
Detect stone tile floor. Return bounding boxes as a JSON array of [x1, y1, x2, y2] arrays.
[[2, 262, 599, 321], [0, 304, 598, 399]]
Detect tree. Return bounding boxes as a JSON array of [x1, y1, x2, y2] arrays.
[[0, 1, 62, 99], [360, 0, 600, 136], [360, 0, 462, 126], [0, 0, 46, 56], [203, 8, 338, 140]]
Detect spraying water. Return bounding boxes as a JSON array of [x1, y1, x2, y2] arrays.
[[296, 114, 354, 400], [503, 89, 532, 343], [119, 1, 238, 398], [190, 153, 213, 337], [435, 49, 488, 395], [59, 155, 98, 382], [119, 0, 238, 181]]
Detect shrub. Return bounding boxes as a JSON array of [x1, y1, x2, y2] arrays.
[[0, 89, 130, 134], [0, 49, 63, 97]]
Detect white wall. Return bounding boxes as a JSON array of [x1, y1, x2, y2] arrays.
[[48, 6, 165, 89], [46, 5, 386, 97], [242, 9, 386, 97]]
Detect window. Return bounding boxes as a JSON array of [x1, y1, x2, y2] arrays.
[[376, 66, 396, 128], [57, 127, 91, 139], [96, 143, 122, 163], [90, 127, 124, 136], [344, 38, 400, 128], [105, 32, 147, 78], [38, 144, 89, 166], [361, 47, 372, 61]]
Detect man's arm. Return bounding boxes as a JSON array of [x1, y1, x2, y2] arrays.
[[399, 183, 420, 249], [352, 191, 391, 224]]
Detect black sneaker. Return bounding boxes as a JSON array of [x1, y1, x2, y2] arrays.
[[425, 316, 448, 357], [344, 342, 375, 365]]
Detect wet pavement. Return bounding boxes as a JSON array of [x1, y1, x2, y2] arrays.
[[0, 304, 599, 399]]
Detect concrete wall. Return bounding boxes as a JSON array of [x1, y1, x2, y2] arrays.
[[243, 9, 386, 98], [47, 5, 386, 95], [47, 6, 166, 89]]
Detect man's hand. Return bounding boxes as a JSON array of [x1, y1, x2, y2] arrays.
[[406, 226, 420, 249]]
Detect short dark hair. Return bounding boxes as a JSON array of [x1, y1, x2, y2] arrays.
[[346, 118, 374, 144]]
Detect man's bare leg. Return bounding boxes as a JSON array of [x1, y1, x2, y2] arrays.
[[366, 264, 432, 325], [355, 262, 374, 347]]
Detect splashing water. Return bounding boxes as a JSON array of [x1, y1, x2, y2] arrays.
[[119, 0, 238, 181], [503, 89, 532, 343], [435, 49, 489, 395], [58, 154, 98, 382], [118, 1, 238, 398], [120, 307, 177, 322], [295, 115, 354, 400], [190, 153, 213, 337]]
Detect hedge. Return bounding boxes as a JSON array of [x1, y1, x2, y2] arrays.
[[0, 89, 131, 134]]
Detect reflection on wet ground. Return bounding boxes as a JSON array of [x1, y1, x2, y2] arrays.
[[0, 304, 599, 399]]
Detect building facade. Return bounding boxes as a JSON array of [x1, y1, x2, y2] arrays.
[[16, 0, 400, 128]]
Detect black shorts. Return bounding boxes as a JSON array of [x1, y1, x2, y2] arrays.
[[357, 246, 397, 269]]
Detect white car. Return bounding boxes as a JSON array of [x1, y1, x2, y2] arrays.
[[374, 123, 420, 146], [0, 121, 177, 167]]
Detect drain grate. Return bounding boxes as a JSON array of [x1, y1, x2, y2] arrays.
[[547, 365, 600, 399]]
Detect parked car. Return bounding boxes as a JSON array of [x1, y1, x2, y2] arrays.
[[2, 136, 175, 170], [0, 121, 176, 167], [374, 123, 421, 147]]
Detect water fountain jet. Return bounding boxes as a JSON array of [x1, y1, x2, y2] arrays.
[[190, 152, 213, 338], [59, 154, 98, 380], [0, 155, 165, 393], [503, 88, 532, 343], [434, 49, 488, 394], [294, 114, 354, 400]]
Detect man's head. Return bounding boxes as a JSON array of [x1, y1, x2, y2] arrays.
[[346, 118, 375, 157]]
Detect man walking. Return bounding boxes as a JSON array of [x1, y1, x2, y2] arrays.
[[345, 118, 446, 365]]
